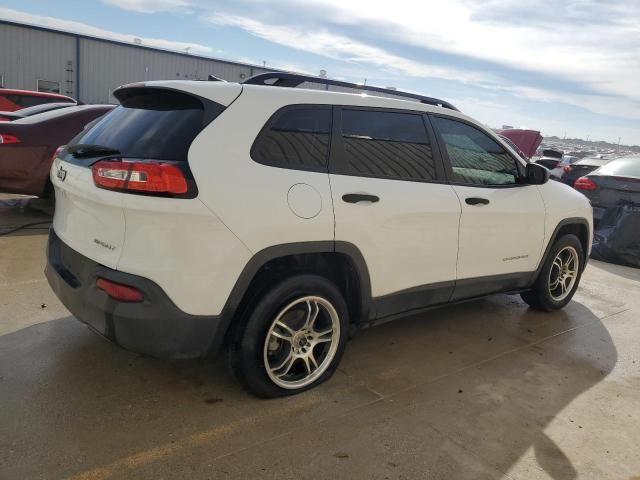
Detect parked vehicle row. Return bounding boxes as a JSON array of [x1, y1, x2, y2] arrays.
[[45, 73, 592, 397]]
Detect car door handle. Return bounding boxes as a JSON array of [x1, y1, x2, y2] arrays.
[[465, 197, 490, 206], [342, 193, 380, 204]]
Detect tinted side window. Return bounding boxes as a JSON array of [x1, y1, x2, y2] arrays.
[[338, 110, 436, 181], [251, 108, 331, 170], [434, 117, 519, 185]]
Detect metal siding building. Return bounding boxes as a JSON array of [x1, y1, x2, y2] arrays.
[[0, 20, 274, 104]]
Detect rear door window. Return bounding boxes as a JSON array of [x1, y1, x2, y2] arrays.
[[251, 107, 331, 171], [70, 89, 210, 162], [335, 109, 437, 181]]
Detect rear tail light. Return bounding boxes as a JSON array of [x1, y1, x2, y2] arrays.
[[96, 277, 144, 302], [0, 134, 21, 145], [562, 165, 573, 173], [92, 160, 189, 195], [574, 176, 598, 191]]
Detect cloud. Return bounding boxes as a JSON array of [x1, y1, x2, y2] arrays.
[[277, 0, 640, 101], [205, 13, 499, 86], [204, 8, 640, 121], [99, 0, 640, 108], [0, 7, 211, 53], [100, 0, 192, 14], [198, 1, 640, 124]]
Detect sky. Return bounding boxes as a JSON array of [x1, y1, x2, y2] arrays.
[[1, 0, 640, 145]]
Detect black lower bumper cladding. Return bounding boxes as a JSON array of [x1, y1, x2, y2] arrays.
[[45, 229, 222, 359]]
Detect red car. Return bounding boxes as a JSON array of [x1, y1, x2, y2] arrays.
[[0, 105, 114, 197], [0, 88, 77, 112]]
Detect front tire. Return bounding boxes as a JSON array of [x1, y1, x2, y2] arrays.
[[229, 274, 349, 398], [521, 234, 584, 311]]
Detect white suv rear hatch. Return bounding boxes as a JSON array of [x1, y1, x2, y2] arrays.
[[51, 157, 125, 268], [50, 82, 241, 270]]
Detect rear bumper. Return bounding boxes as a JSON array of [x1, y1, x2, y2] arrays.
[[45, 229, 223, 359]]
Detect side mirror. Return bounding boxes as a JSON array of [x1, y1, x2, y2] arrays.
[[526, 162, 550, 185]]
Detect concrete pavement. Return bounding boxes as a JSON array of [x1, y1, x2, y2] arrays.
[[1, 196, 639, 479]]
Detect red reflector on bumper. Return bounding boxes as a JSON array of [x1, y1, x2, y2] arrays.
[[96, 277, 144, 302]]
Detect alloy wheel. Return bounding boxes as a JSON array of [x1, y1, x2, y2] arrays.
[[548, 246, 579, 301], [263, 296, 340, 389]]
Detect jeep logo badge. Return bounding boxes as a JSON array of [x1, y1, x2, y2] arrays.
[[57, 166, 67, 182]]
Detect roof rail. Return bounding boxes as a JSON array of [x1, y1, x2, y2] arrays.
[[242, 72, 459, 111]]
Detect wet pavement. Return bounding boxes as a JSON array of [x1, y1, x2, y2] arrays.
[[1, 194, 639, 479]]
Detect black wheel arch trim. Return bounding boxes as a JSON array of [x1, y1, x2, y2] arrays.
[[208, 240, 372, 356], [528, 217, 591, 286]]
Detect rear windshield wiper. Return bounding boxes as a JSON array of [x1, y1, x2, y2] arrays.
[[67, 144, 121, 158]]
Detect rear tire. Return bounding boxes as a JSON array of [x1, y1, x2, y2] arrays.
[[521, 234, 584, 311], [229, 274, 349, 398]]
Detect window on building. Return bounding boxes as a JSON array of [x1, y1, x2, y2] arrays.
[[251, 107, 331, 170], [433, 117, 519, 186], [337, 109, 437, 181], [0, 75, 4, 88], [37, 80, 61, 94]]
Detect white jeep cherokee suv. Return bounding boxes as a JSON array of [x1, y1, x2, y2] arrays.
[[46, 73, 592, 397]]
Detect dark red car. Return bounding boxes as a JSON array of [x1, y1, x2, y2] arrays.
[[0, 88, 77, 112], [0, 105, 114, 197]]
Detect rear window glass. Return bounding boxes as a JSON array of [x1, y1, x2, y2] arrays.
[[596, 157, 640, 177], [4, 94, 72, 108], [70, 89, 206, 162]]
